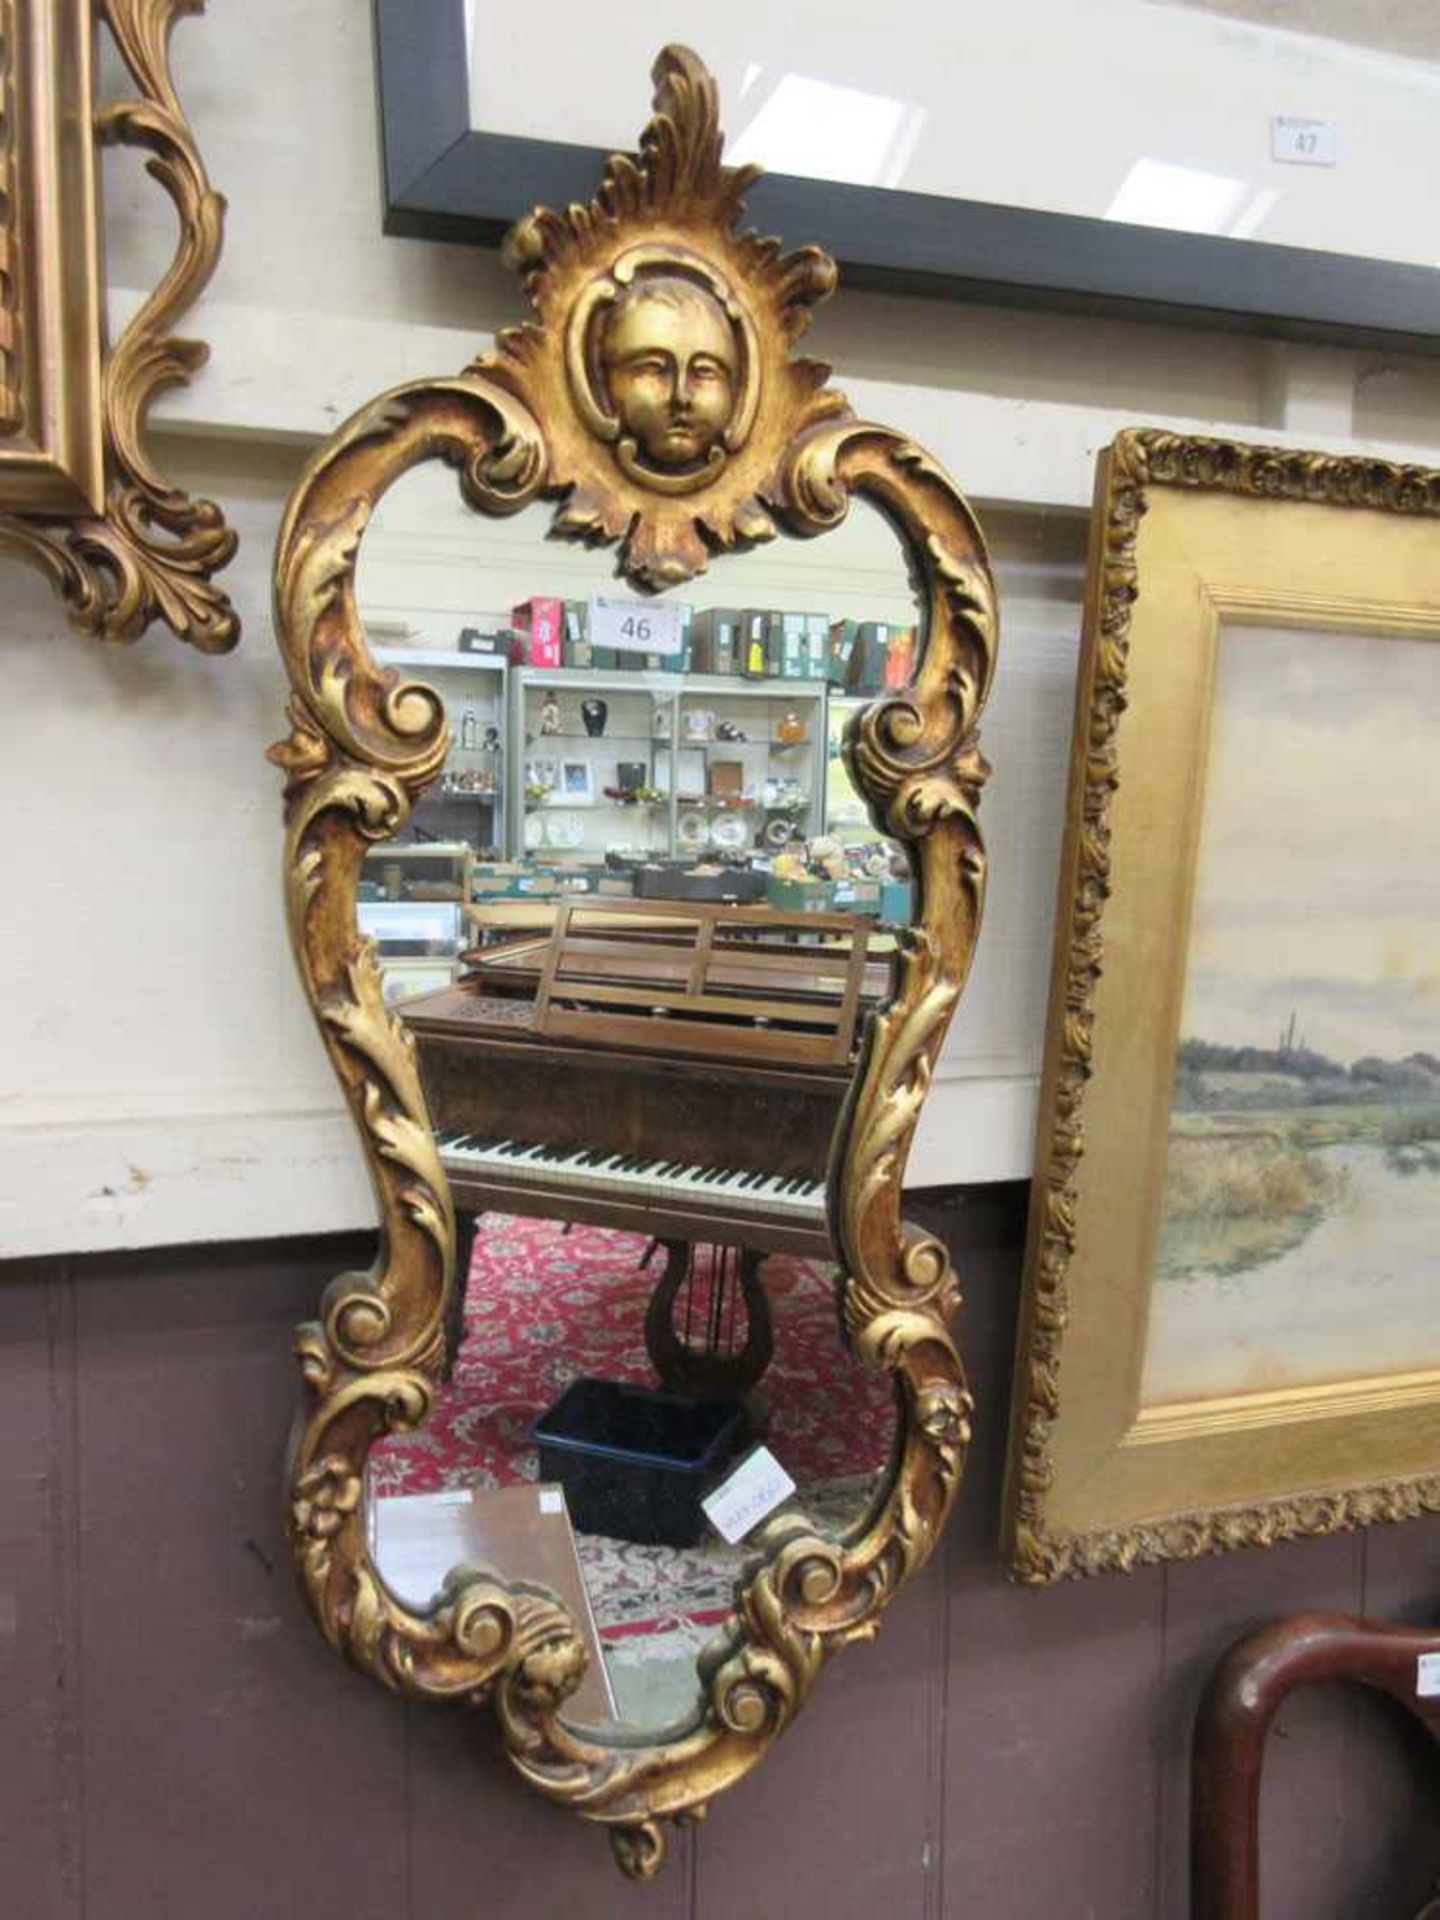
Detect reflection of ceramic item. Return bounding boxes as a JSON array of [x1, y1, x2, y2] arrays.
[[652, 706, 672, 741], [524, 812, 548, 850], [682, 707, 714, 742], [546, 811, 584, 849], [715, 718, 747, 742], [580, 698, 608, 738], [762, 815, 797, 850], [711, 813, 747, 851], [762, 775, 805, 810], [676, 809, 709, 851], [775, 709, 807, 746], [539, 696, 561, 736]]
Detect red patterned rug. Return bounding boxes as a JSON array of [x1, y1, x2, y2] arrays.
[[371, 1212, 894, 1498]]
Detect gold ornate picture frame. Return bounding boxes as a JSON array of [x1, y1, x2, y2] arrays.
[[1004, 430, 1440, 1584], [271, 48, 996, 1871], [0, 0, 236, 650]]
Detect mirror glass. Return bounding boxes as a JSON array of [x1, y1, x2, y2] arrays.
[[355, 465, 918, 1735]]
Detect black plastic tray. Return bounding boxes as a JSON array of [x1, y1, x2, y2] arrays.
[[532, 1377, 745, 1548]]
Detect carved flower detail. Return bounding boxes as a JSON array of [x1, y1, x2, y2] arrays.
[[915, 1383, 973, 1453], [292, 1454, 361, 1540], [515, 1633, 589, 1709]]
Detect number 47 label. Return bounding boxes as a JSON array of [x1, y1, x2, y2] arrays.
[[1272, 117, 1336, 167], [589, 593, 685, 657]]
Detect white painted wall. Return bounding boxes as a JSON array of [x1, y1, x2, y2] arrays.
[[2, 1, 1436, 1256]]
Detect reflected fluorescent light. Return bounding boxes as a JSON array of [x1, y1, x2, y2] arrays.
[[1229, 187, 1279, 240], [739, 62, 762, 100], [727, 74, 924, 189], [1107, 159, 1250, 234]]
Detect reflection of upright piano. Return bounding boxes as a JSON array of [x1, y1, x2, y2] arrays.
[[400, 899, 889, 1394]]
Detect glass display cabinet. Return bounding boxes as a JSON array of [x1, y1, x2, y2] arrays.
[[511, 664, 828, 866], [360, 648, 506, 995], [511, 667, 678, 862], [382, 647, 508, 855], [671, 675, 826, 860]]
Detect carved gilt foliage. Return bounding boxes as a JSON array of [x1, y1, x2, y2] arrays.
[[272, 46, 997, 1873]]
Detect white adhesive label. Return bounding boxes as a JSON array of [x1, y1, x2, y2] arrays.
[[1272, 117, 1337, 167], [537, 1488, 563, 1515], [1416, 1652, 1440, 1698], [702, 1446, 796, 1544], [589, 593, 684, 657]]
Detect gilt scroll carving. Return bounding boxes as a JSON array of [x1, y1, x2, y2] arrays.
[[272, 46, 996, 1873], [0, 0, 236, 650]]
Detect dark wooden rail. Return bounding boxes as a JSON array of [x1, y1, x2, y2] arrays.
[[1192, 1610, 1440, 1920]]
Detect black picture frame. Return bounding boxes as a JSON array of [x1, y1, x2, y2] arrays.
[[374, 0, 1440, 357]]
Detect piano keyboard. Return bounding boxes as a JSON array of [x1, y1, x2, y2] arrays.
[[435, 1133, 826, 1221]]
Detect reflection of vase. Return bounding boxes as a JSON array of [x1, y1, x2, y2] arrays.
[[581, 698, 608, 738], [775, 709, 806, 746]]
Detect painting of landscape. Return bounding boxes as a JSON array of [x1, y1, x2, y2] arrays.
[[1141, 623, 1440, 1406]]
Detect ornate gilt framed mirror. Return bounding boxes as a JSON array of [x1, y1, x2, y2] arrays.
[[271, 47, 996, 1874]]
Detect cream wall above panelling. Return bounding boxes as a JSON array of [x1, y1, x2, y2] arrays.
[[3, 1, 1436, 1256]]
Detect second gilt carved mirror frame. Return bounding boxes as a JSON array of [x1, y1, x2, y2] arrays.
[[271, 48, 997, 1873], [0, 0, 236, 650]]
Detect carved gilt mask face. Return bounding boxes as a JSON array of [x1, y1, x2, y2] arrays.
[[599, 276, 738, 471]]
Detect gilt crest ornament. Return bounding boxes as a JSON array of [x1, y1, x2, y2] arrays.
[[484, 46, 844, 585]]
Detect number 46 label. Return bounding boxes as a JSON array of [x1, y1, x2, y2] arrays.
[[589, 593, 685, 657]]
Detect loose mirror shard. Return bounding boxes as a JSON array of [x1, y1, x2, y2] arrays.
[[357, 476, 914, 1734]]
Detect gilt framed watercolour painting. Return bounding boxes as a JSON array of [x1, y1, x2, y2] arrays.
[[1004, 431, 1440, 1582]]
